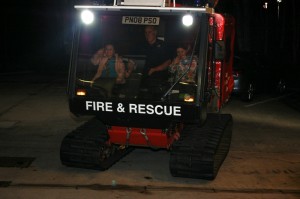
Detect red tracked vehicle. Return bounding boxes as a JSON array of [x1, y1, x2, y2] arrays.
[[60, 0, 235, 180]]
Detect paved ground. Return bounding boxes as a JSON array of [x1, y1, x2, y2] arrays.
[[0, 72, 299, 199]]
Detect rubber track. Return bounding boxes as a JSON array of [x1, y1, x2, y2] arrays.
[[169, 113, 233, 180], [60, 118, 133, 170]]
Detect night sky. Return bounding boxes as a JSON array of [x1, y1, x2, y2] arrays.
[[1, 0, 299, 84]]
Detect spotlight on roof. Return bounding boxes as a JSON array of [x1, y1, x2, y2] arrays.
[[81, 10, 94, 25], [182, 14, 193, 27]]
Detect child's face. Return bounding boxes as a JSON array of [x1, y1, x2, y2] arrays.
[[97, 49, 104, 56], [176, 48, 186, 58], [104, 45, 115, 58]]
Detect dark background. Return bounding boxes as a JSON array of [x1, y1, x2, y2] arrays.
[[1, 0, 299, 86]]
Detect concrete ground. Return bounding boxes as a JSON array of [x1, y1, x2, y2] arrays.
[[0, 72, 299, 199]]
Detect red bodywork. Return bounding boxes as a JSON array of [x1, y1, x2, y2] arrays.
[[208, 13, 235, 110], [108, 126, 181, 149]]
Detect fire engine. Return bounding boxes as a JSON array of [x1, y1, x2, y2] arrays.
[[60, 0, 235, 180]]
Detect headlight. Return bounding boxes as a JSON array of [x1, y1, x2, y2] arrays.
[[81, 10, 94, 25], [76, 89, 86, 96], [182, 14, 193, 26]]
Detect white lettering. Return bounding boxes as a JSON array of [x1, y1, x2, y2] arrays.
[[96, 102, 104, 111], [86, 101, 181, 116], [146, 104, 154, 115], [86, 101, 93, 110], [93, 101, 96, 111], [155, 105, 163, 115], [138, 104, 146, 114], [173, 106, 181, 116], [86, 101, 113, 112], [106, 102, 113, 112], [128, 104, 181, 116], [164, 106, 172, 116], [129, 104, 137, 113]]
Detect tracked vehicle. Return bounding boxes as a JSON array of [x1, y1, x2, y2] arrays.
[[61, 0, 235, 180]]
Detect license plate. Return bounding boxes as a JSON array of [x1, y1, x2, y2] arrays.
[[122, 16, 160, 25]]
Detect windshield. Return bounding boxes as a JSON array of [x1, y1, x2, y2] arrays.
[[74, 11, 203, 103]]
